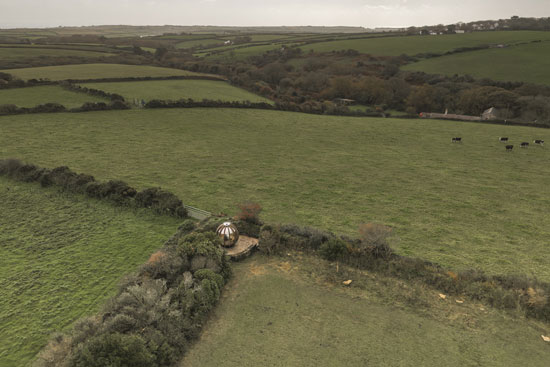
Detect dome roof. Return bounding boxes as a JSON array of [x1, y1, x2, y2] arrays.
[[216, 222, 239, 248]]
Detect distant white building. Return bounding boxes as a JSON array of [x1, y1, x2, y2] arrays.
[[455, 30, 465, 34]]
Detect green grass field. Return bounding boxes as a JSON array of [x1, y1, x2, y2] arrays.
[[175, 39, 224, 49], [181, 255, 550, 366], [0, 63, 203, 81], [302, 31, 550, 56], [0, 85, 108, 108], [201, 42, 302, 60], [0, 47, 114, 60], [80, 80, 272, 103], [1, 108, 549, 280], [403, 41, 550, 85], [0, 177, 180, 366]]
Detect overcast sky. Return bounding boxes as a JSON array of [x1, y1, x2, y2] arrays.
[[1, 0, 548, 29]]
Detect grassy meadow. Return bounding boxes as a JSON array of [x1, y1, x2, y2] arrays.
[[175, 38, 224, 49], [181, 255, 550, 366], [0, 47, 114, 60], [1, 108, 549, 280], [0, 63, 202, 81], [80, 79, 273, 103], [403, 41, 550, 85], [0, 85, 108, 108], [201, 43, 302, 60], [302, 31, 550, 56], [0, 177, 180, 366]]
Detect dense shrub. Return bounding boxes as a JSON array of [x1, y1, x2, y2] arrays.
[[0, 159, 188, 219], [69, 333, 155, 367], [37, 224, 231, 367], [135, 187, 187, 218], [85, 180, 137, 204], [319, 238, 347, 261]]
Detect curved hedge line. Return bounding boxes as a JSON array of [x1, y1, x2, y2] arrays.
[[0, 159, 188, 218]]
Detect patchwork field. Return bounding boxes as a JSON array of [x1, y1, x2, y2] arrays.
[[175, 38, 224, 49], [302, 31, 550, 56], [80, 79, 273, 103], [181, 255, 550, 366], [201, 42, 302, 60], [0, 63, 202, 81], [0, 47, 114, 60], [0, 85, 108, 108], [402, 41, 550, 85], [1, 109, 549, 280], [0, 177, 180, 366]]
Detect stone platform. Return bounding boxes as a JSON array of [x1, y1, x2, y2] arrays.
[[225, 235, 259, 261]]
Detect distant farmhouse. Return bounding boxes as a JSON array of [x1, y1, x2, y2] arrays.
[[420, 107, 501, 122]]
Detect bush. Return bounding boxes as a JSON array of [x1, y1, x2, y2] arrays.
[[85, 180, 137, 204], [235, 201, 262, 224], [0, 158, 23, 176], [135, 187, 187, 218], [319, 238, 348, 261], [69, 333, 155, 367]]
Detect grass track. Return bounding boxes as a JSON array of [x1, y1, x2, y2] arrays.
[[1, 63, 201, 81], [80, 80, 272, 103], [302, 31, 550, 56], [0, 177, 180, 366], [0, 85, 108, 108], [181, 255, 550, 366], [402, 41, 550, 85], [0, 109, 549, 279]]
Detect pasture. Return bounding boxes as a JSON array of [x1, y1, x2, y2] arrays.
[[201, 42, 302, 60], [0, 177, 180, 366], [1, 108, 549, 280], [181, 255, 550, 366], [301, 31, 550, 56], [80, 79, 273, 103], [0, 85, 108, 108], [402, 41, 550, 85], [0, 47, 114, 61], [175, 39, 224, 49], [0, 63, 201, 81]]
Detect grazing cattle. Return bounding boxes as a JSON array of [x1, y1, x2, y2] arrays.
[[451, 137, 462, 143], [499, 137, 509, 142], [520, 142, 529, 148], [506, 145, 514, 151], [534, 139, 545, 145]]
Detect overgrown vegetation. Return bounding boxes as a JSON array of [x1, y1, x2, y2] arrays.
[[35, 220, 231, 367]]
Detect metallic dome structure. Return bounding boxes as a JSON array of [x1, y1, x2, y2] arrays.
[[216, 221, 239, 248]]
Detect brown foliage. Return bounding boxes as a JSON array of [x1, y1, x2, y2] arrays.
[[359, 223, 392, 246], [147, 251, 166, 264], [235, 201, 262, 224]]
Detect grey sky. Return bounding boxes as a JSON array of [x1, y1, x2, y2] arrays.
[[1, 0, 548, 29]]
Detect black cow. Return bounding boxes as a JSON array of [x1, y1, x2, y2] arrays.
[[499, 137, 509, 142], [534, 139, 545, 145], [520, 142, 529, 148], [506, 145, 514, 151], [452, 137, 462, 143]]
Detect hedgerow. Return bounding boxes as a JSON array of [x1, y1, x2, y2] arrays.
[[0, 159, 187, 218], [35, 223, 231, 367]]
